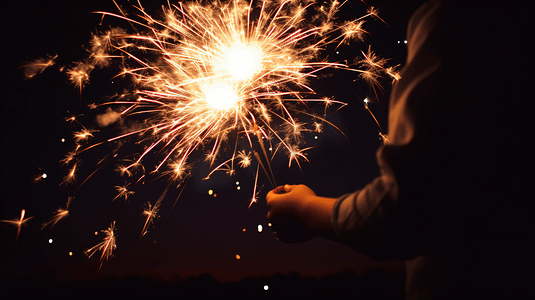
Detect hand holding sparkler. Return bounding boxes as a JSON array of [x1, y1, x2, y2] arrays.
[[22, 0, 401, 267], [266, 184, 337, 243]]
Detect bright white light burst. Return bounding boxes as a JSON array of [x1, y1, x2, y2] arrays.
[[201, 80, 239, 110], [222, 42, 263, 81]]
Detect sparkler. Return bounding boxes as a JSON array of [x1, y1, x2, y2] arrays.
[[60, 0, 398, 191], [31, 0, 400, 264]]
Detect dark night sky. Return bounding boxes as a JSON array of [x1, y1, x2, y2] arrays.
[[0, 0, 419, 288]]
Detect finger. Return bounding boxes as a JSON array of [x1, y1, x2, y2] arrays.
[[266, 189, 281, 204], [274, 185, 286, 194], [266, 188, 286, 204], [283, 184, 293, 193]]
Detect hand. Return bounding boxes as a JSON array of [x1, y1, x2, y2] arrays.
[[266, 184, 315, 243], [266, 184, 334, 243]]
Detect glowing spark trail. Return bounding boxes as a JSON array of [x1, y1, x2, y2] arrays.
[[237, 150, 252, 168], [85, 221, 118, 270], [248, 163, 260, 209], [141, 201, 161, 238], [20, 55, 57, 79], [42, 197, 72, 230], [113, 183, 135, 201], [1, 209, 34, 244]]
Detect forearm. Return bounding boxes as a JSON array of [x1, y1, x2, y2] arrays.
[[302, 195, 339, 241]]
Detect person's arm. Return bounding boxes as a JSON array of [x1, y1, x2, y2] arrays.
[[266, 1, 444, 259], [265, 0, 532, 264], [331, 0, 444, 261]]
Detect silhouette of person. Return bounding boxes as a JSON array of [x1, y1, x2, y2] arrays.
[[266, 1, 533, 299]]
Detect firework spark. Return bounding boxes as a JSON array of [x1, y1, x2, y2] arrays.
[[141, 200, 161, 238], [1, 209, 34, 243], [33, 171, 48, 183], [379, 131, 389, 144], [113, 183, 135, 201], [356, 45, 400, 101], [42, 197, 72, 230], [248, 163, 260, 209], [85, 221, 117, 270], [73, 129, 96, 142], [237, 150, 252, 168], [61, 163, 78, 186], [20, 54, 57, 79]]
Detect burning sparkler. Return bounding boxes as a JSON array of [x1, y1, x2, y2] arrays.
[[39, 0, 399, 262], [60, 0, 398, 190]]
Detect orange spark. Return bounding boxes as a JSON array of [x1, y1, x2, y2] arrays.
[[42, 197, 72, 230], [140, 200, 161, 238], [113, 183, 135, 201], [84, 221, 117, 270], [1, 209, 34, 243]]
